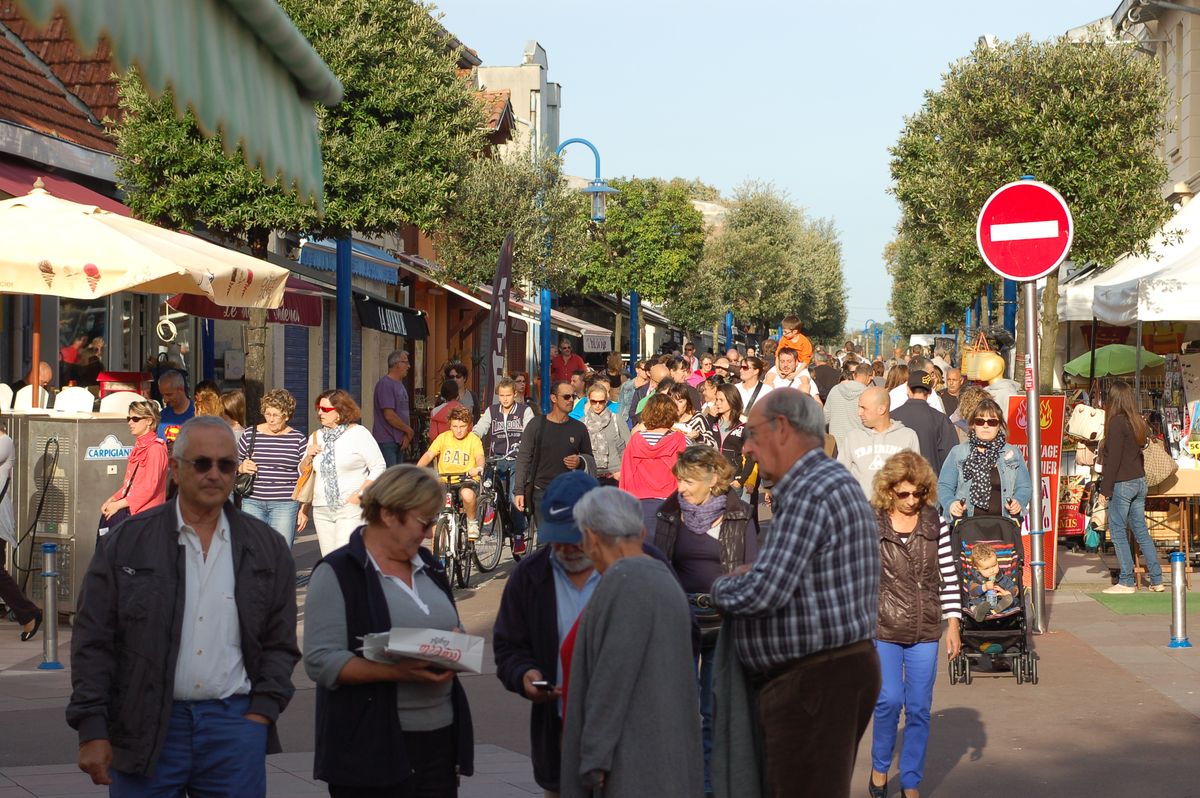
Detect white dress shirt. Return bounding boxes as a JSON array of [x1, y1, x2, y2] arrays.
[[366, 550, 430, 615], [172, 501, 252, 701], [889, 384, 945, 413]]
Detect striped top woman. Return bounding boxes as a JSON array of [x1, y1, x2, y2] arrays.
[[237, 388, 308, 546]]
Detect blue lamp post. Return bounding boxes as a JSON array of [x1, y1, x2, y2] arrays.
[[863, 319, 876, 359], [540, 138, 617, 412]]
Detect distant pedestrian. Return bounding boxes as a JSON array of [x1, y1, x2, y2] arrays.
[[219, 388, 246, 436], [69, 417, 299, 795], [839, 387, 919, 496], [868, 452, 961, 798], [372, 350, 415, 467], [584, 383, 629, 486], [825, 361, 872, 447], [890, 357, 945, 414], [446, 361, 476, 418], [551, 339, 587, 384], [939, 367, 964, 418], [99, 401, 168, 529], [157, 370, 195, 445], [428, 379, 465, 441], [474, 376, 535, 548], [514, 381, 594, 536], [937, 397, 1031, 525], [560, 487, 702, 798], [238, 389, 309, 546], [619, 393, 689, 531], [303, 464, 473, 796], [712, 389, 881, 798], [890, 370, 958, 474], [306, 390, 387, 556]]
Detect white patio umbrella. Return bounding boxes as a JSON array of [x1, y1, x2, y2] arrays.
[[0, 181, 289, 405]]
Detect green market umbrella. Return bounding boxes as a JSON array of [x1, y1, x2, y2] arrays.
[[1063, 344, 1164, 378]]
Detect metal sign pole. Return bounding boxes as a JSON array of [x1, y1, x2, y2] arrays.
[[1022, 281, 1047, 633]]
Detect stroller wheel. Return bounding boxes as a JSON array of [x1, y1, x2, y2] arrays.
[[963, 657, 973, 685], [1014, 656, 1025, 684], [947, 658, 958, 685], [1028, 656, 1039, 685]]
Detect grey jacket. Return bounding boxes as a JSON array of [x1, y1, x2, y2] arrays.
[[837, 421, 920, 496], [66, 501, 299, 777], [824, 380, 867, 444]]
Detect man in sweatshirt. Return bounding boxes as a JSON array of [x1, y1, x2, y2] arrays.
[[891, 369, 959, 475], [839, 386, 919, 496], [825, 362, 873, 449]]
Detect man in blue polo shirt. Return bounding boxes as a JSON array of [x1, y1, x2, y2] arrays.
[[156, 370, 194, 446]]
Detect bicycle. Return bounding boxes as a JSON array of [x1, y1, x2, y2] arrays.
[[433, 474, 476, 589], [475, 456, 527, 571]]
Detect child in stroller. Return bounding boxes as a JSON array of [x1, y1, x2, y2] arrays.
[[964, 542, 1019, 621], [948, 515, 1038, 685]]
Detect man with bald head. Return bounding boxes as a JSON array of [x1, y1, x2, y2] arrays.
[[939, 367, 963, 417], [838, 386, 919, 496], [630, 363, 672, 426]]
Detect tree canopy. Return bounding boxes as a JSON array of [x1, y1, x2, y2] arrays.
[[887, 34, 1172, 375]]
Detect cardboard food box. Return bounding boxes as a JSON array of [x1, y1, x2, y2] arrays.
[[361, 628, 485, 674]]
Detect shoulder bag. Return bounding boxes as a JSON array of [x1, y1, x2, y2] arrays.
[[1143, 438, 1178, 489], [98, 463, 139, 537], [293, 432, 317, 503], [235, 428, 257, 498]]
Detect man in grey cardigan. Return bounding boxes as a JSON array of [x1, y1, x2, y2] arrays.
[[560, 487, 701, 798], [824, 362, 872, 447]]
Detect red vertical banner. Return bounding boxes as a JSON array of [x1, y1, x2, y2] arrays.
[[483, 234, 514, 406], [1006, 395, 1066, 589]]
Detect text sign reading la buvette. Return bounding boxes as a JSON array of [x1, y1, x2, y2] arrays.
[[976, 180, 1074, 282]]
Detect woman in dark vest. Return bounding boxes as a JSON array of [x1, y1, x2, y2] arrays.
[[868, 451, 961, 798], [303, 465, 473, 797]]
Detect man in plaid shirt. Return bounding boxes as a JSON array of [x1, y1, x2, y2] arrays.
[[712, 388, 881, 798]]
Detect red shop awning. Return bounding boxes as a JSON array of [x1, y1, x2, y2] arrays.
[[0, 160, 130, 216], [167, 276, 323, 326]]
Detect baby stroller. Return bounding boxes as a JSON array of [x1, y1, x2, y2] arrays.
[[946, 514, 1039, 686]]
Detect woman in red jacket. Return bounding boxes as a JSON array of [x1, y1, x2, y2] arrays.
[[620, 393, 689, 534], [100, 401, 169, 526]]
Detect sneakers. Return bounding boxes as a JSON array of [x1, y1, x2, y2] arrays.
[[1149, 583, 1167, 592], [467, 521, 480, 541], [1102, 583, 1137, 594], [512, 534, 527, 556]]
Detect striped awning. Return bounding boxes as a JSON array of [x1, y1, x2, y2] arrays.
[[13, 0, 342, 205]]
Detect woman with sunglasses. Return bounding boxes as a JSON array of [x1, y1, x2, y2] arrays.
[[305, 389, 387, 556], [733, 356, 772, 422], [444, 362, 475, 418], [583, 383, 628, 486], [303, 464, 474, 797], [100, 401, 169, 528], [868, 451, 961, 798], [937, 398, 1031, 523]]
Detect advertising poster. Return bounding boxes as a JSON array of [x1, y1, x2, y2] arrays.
[[1007, 395, 1067, 589]]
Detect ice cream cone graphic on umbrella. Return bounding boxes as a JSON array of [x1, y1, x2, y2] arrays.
[[242, 268, 254, 297], [37, 259, 54, 288], [84, 263, 100, 292]]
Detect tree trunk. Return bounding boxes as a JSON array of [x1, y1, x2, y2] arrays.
[[243, 229, 270, 426], [1038, 271, 1059, 394]]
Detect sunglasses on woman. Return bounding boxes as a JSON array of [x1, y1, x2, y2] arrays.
[[317, 404, 336, 413], [126, 416, 149, 423], [893, 489, 928, 499], [972, 418, 1002, 428]]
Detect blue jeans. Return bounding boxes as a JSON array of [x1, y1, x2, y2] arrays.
[[111, 694, 267, 797], [871, 640, 939, 791], [379, 441, 404, 468], [695, 626, 716, 794], [493, 459, 526, 535], [241, 497, 300, 547], [1109, 476, 1163, 587]]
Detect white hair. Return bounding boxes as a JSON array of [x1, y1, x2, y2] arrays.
[[758, 388, 825, 440], [573, 487, 643, 541], [158, 369, 186, 390], [173, 416, 236, 460]]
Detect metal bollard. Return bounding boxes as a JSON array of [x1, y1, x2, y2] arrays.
[[37, 543, 63, 670], [1169, 551, 1192, 649]]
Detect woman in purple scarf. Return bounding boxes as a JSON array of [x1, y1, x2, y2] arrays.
[[652, 445, 759, 796]]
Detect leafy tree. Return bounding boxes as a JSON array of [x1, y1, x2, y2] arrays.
[[888, 34, 1171, 388], [433, 154, 590, 291], [667, 177, 723, 202], [689, 183, 847, 338], [114, 0, 486, 412], [576, 177, 706, 304]]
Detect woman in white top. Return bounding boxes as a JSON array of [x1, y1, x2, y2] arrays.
[[304, 389, 387, 556], [734, 356, 773, 422]]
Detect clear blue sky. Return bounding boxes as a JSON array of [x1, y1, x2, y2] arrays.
[[438, 0, 1113, 331]]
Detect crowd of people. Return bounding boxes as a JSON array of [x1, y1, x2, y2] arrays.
[[29, 326, 1059, 798]]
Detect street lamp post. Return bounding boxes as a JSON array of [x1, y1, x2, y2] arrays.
[[540, 138, 617, 413], [863, 319, 876, 359]]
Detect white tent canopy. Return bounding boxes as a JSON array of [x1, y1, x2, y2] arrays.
[[1058, 197, 1200, 321], [1093, 242, 1200, 324]]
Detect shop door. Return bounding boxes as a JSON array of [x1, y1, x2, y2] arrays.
[[284, 325, 309, 434]]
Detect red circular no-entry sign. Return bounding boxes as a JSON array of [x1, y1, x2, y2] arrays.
[[976, 180, 1074, 282]]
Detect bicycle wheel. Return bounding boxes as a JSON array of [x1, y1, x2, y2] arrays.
[[455, 513, 473, 589], [435, 514, 458, 581], [473, 490, 504, 572]]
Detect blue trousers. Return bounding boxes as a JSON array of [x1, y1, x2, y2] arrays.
[[870, 640, 938, 791], [493, 459, 526, 535], [241, 497, 300, 547], [111, 695, 267, 798], [696, 628, 715, 794], [1109, 477, 1163, 587], [379, 441, 405, 469]]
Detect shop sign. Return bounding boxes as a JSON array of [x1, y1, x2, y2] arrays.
[[583, 334, 611, 353], [353, 293, 429, 339], [1007, 395, 1066, 589], [85, 434, 131, 460]]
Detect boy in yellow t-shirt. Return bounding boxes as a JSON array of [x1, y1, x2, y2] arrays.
[[417, 405, 485, 537]]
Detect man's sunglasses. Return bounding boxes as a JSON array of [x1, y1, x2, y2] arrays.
[[893, 489, 928, 499], [555, 393, 575, 401], [178, 457, 238, 475], [972, 418, 1002, 428]]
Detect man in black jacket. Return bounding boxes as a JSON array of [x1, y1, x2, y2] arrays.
[[67, 417, 299, 794], [514, 381, 594, 532], [891, 370, 959, 474]]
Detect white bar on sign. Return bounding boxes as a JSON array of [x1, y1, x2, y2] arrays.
[[990, 220, 1058, 242]]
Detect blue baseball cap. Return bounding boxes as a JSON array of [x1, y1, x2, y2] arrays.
[[537, 471, 600, 544]]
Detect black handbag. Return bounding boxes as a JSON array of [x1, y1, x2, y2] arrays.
[[98, 464, 138, 537], [235, 429, 257, 498]]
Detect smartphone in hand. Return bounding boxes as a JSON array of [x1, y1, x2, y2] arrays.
[[531, 680, 554, 691]]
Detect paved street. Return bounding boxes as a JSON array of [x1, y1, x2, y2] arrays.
[[0, 541, 1198, 797]]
